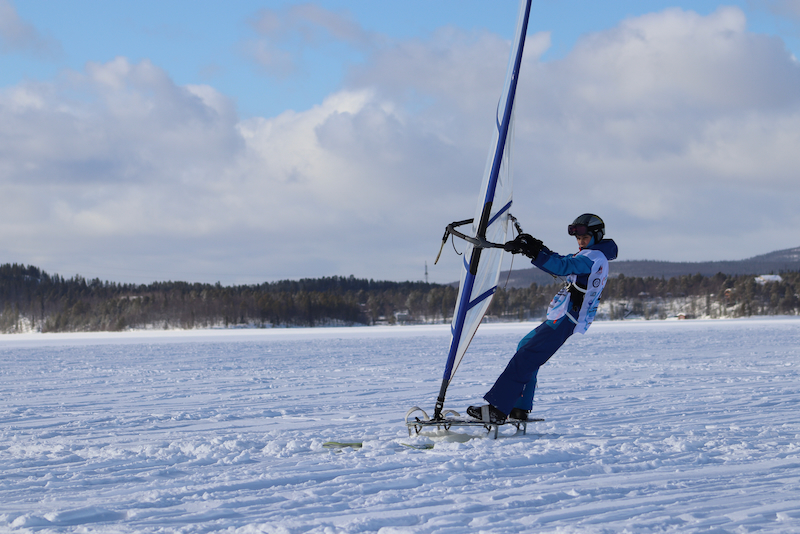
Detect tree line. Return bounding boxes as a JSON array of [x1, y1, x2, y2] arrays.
[[0, 263, 797, 333], [598, 272, 800, 320], [0, 264, 456, 333]]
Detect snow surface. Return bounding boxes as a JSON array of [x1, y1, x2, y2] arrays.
[[2, 317, 800, 533]]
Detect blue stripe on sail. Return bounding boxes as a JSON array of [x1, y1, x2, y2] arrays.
[[488, 200, 512, 228], [467, 286, 497, 311]]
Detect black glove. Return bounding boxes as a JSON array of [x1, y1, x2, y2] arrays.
[[503, 233, 544, 259]]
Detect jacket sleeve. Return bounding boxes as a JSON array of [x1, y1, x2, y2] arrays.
[[531, 248, 594, 277]]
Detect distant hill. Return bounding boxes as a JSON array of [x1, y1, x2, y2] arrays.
[[500, 246, 800, 288]]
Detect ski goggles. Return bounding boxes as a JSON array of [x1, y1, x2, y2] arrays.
[[568, 224, 590, 236]]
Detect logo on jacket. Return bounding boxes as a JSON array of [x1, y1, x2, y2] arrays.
[[593, 278, 601, 288]]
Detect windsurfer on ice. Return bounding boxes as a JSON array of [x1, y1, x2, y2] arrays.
[[467, 213, 618, 424]]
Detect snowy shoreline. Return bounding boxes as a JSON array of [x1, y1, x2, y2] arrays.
[[1, 314, 798, 346]]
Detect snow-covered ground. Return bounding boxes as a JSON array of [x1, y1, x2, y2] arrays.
[[1, 317, 799, 533]]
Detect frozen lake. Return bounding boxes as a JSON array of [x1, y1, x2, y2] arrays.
[[1, 317, 799, 532]]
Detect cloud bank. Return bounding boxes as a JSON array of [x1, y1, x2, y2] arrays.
[[1, 6, 800, 283]]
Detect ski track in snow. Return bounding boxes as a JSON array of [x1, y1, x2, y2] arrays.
[[1, 318, 799, 533]]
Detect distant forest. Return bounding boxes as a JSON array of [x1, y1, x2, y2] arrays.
[[0, 263, 798, 333]]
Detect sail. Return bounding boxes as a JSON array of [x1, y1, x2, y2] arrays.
[[435, 0, 532, 416]]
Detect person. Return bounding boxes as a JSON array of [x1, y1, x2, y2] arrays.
[[467, 213, 618, 424]]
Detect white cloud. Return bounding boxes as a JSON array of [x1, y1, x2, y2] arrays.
[[0, 58, 245, 276], [755, 0, 800, 20], [245, 3, 378, 78], [560, 7, 798, 112], [333, 6, 800, 264], [503, 7, 800, 260], [0, 0, 60, 58], [0, 55, 471, 282]]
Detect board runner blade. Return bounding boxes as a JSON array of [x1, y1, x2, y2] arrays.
[[406, 416, 543, 439]]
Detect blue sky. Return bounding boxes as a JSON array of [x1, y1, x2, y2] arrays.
[[8, 1, 798, 118], [2, 0, 800, 284]]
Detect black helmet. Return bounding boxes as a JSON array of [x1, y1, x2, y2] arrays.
[[568, 213, 605, 243]]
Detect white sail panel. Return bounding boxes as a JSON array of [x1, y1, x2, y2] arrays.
[[446, 116, 515, 381]]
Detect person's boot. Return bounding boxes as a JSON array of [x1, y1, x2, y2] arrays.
[[509, 408, 529, 421], [467, 404, 506, 424]]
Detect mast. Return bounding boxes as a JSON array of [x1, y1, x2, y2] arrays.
[[433, 0, 532, 420]]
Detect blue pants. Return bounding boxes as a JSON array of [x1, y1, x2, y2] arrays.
[[484, 316, 575, 414]]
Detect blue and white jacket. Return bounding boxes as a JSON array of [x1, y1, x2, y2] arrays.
[[531, 239, 618, 334]]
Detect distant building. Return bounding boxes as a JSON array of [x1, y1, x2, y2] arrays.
[[394, 311, 412, 324], [755, 275, 783, 285]]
